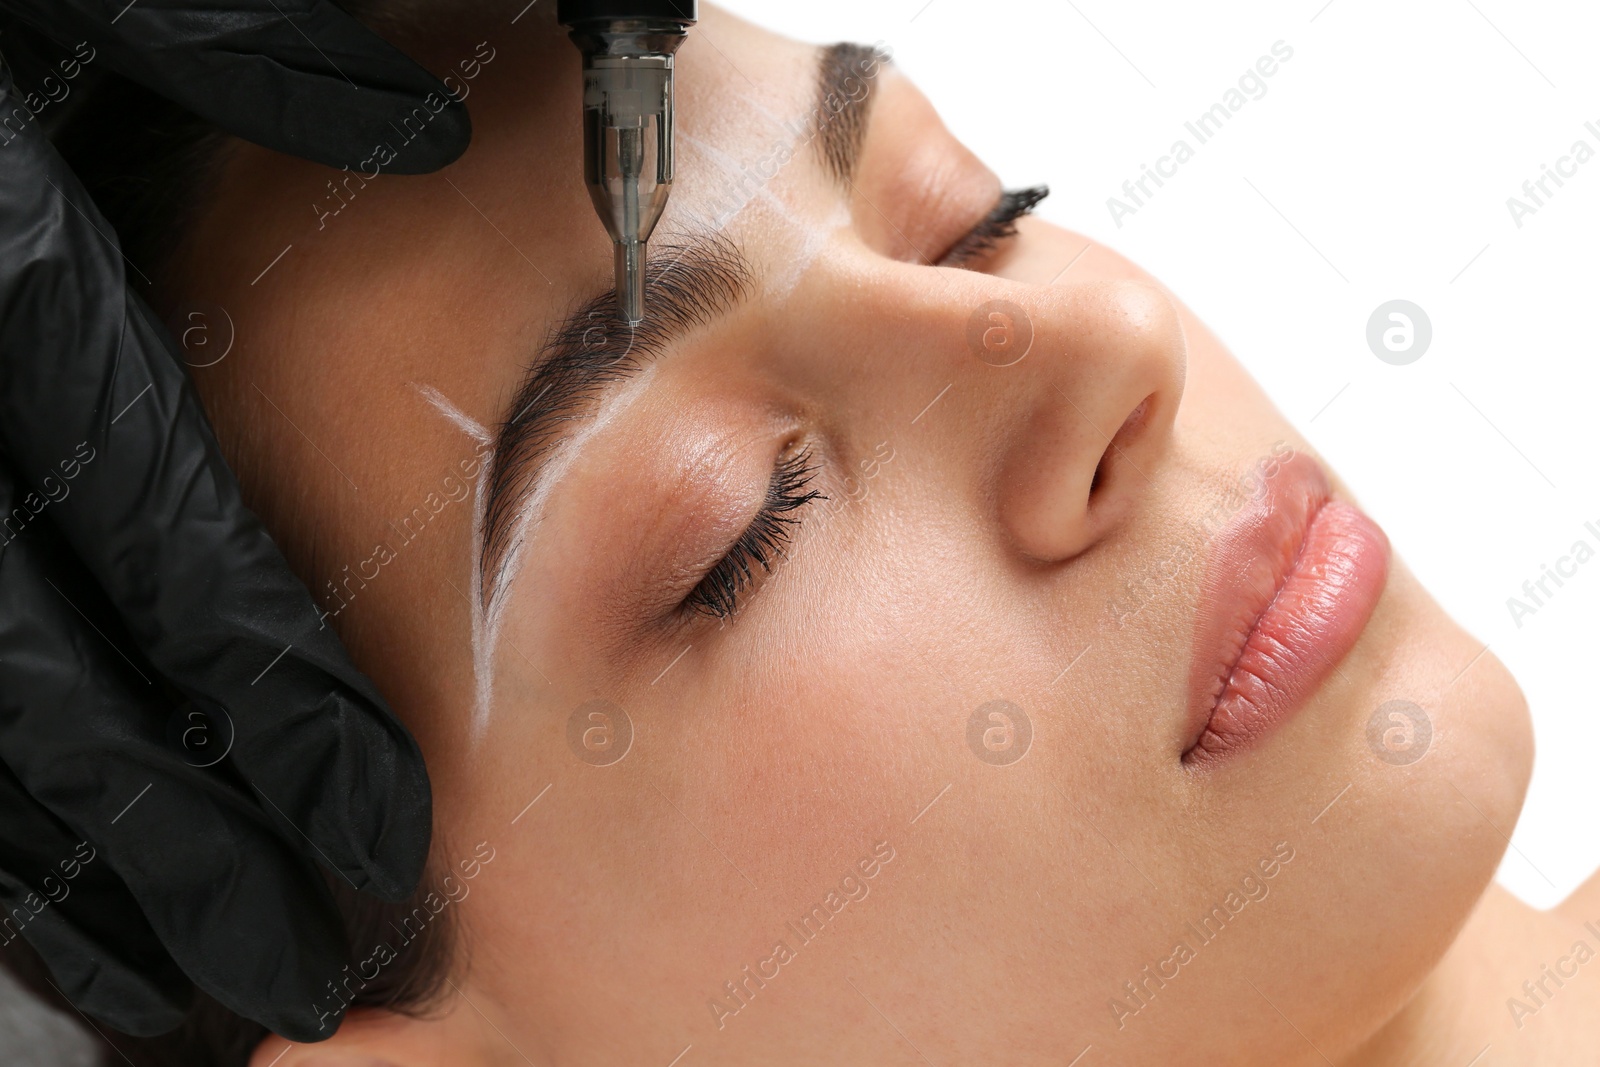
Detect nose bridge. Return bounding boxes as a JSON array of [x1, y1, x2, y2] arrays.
[[829, 259, 1187, 565], [829, 260, 1043, 414]]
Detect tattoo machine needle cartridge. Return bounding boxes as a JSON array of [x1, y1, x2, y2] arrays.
[[557, 0, 698, 326]]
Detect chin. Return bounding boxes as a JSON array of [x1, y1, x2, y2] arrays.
[[1392, 562, 1535, 881], [1295, 562, 1534, 1055], [1444, 647, 1535, 847]]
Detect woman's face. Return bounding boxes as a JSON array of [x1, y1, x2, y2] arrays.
[[178, 5, 1531, 1064]]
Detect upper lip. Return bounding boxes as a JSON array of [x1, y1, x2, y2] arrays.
[[1181, 451, 1333, 758]]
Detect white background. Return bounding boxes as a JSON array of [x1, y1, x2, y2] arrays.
[[718, 0, 1600, 909]]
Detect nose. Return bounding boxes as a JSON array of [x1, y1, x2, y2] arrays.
[[789, 255, 1187, 566], [828, 265, 1186, 564], [985, 279, 1186, 562]]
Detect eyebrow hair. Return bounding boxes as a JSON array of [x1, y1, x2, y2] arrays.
[[479, 234, 751, 609], [813, 42, 889, 184], [476, 42, 885, 608]]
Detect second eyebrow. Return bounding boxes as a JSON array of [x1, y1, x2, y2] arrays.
[[812, 41, 892, 185]]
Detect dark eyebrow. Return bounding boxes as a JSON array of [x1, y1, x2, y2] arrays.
[[812, 42, 891, 184], [477, 43, 885, 609], [479, 234, 751, 611]]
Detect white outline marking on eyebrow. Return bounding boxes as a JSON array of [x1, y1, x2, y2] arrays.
[[414, 381, 497, 746]]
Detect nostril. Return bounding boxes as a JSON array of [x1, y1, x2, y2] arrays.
[[1117, 395, 1153, 443], [1090, 394, 1153, 504]]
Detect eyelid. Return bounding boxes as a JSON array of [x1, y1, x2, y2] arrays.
[[481, 235, 751, 610], [936, 185, 1051, 268], [681, 444, 826, 620]]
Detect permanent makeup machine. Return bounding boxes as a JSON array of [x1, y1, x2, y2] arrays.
[[557, 0, 698, 326]]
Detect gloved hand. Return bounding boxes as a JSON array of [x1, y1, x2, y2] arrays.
[[0, 0, 469, 1042]]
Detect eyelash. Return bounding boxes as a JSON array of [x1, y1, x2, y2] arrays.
[[684, 446, 827, 619], [938, 185, 1051, 267], [677, 187, 1043, 621]]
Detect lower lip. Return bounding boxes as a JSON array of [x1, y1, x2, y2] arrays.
[[1183, 453, 1389, 766]]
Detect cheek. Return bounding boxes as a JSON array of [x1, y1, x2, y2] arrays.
[[647, 502, 1168, 955], [665, 550, 945, 870]]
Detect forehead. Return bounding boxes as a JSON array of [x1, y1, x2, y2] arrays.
[[453, 4, 837, 248], [175, 4, 837, 405], [162, 2, 855, 610], [183, 5, 838, 342], [157, 1, 863, 765]]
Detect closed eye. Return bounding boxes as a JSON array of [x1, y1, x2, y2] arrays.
[[682, 445, 827, 619], [938, 185, 1050, 268], [675, 187, 1048, 623]]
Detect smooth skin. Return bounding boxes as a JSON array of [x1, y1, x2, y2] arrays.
[[146, 2, 1592, 1063]]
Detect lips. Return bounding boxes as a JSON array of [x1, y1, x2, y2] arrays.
[[1182, 451, 1389, 766]]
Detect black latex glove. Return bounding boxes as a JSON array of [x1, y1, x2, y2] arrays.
[[0, 0, 470, 1043]]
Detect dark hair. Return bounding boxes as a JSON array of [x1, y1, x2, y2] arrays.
[[0, 11, 458, 1065], [1, 872, 457, 1067]]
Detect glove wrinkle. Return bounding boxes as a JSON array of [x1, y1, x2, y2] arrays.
[[0, 0, 446, 1038], [4, 0, 470, 170]]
